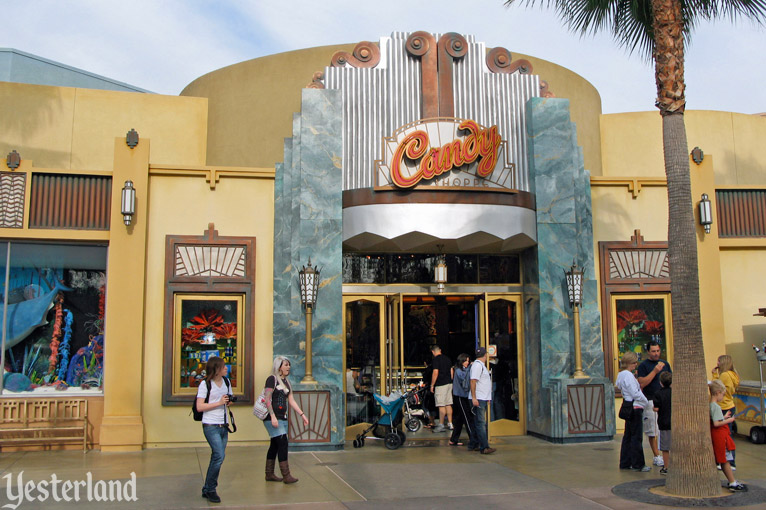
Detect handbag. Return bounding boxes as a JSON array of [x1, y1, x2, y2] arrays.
[[618, 399, 633, 420], [253, 389, 269, 420]]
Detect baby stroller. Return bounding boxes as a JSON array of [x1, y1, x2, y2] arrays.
[[352, 391, 408, 450], [403, 385, 429, 432]]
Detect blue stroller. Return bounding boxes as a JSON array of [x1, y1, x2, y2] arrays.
[[352, 391, 408, 450]]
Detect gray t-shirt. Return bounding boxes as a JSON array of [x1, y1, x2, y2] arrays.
[[709, 401, 724, 422]]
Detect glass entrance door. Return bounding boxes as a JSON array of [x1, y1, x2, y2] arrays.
[[484, 295, 524, 436], [343, 295, 385, 428], [343, 293, 523, 436]]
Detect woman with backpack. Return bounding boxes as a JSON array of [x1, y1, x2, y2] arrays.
[[196, 356, 233, 504], [449, 353, 474, 447], [262, 356, 309, 483]]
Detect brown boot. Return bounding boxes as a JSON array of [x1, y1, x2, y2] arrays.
[[278, 460, 298, 484], [265, 459, 283, 482]]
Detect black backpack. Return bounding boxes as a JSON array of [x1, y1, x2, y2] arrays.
[[192, 377, 231, 421]]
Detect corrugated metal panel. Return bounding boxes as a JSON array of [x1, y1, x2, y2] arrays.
[[716, 189, 766, 237], [325, 31, 538, 192], [29, 174, 111, 230]]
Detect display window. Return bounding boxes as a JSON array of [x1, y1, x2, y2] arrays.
[[173, 293, 244, 395], [161, 226, 255, 405], [0, 242, 107, 395]]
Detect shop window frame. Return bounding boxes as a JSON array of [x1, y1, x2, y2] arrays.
[[162, 224, 255, 405], [598, 229, 671, 383]]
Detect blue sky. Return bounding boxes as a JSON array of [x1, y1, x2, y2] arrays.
[[1, 0, 764, 114]]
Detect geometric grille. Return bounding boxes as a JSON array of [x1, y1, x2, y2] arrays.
[[0, 172, 26, 228], [567, 384, 606, 434], [174, 245, 246, 277], [609, 249, 669, 280], [289, 391, 331, 443]]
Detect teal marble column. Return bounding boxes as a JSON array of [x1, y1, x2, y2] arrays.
[[524, 97, 615, 442], [273, 89, 344, 449]]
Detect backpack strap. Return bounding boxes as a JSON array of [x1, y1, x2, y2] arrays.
[[204, 379, 212, 403]]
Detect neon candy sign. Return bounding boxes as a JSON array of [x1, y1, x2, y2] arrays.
[[389, 120, 502, 189]]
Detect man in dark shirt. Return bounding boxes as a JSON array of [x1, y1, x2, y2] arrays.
[[637, 340, 672, 467], [430, 345, 453, 433]]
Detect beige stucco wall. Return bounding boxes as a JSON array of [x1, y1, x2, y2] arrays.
[[719, 249, 766, 382], [181, 43, 603, 176], [596, 110, 766, 382], [0, 80, 278, 447], [142, 173, 275, 446], [0, 81, 207, 170], [600, 110, 766, 184]]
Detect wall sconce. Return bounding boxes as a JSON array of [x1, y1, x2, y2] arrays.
[[121, 180, 136, 226], [699, 193, 713, 234], [298, 259, 320, 384], [564, 261, 587, 378]]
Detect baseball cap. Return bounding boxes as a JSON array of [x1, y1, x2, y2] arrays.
[[475, 347, 487, 358]]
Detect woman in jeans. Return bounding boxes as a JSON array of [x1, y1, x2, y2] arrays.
[[449, 353, 474, 446], [262, 356, 309, 483], [196, 356, 232, 503], [616, 351, 650, 472]]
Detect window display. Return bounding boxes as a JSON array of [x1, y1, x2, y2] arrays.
[[173, 294, 243, 395], [1, 242, 107, 394]]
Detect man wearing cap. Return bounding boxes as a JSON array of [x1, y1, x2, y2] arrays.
[[469, 347, 495, 454]]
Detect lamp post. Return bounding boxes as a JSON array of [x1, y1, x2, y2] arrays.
[[298, 259, 320, 384], [434, 255, 447, 293], [564, 262, 587, 378]]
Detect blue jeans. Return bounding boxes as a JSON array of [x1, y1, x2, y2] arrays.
[[471, 400, 489, 451], [202, 425, 228, 493]]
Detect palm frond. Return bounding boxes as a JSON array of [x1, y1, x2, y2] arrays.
[[505, 0, 766, 61]]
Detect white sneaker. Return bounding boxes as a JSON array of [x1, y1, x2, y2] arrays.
[[447, 422, 454, 430], [653, 455, 664, 467]]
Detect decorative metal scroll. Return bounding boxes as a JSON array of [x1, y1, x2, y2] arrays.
[[330, 41, 381, 68]]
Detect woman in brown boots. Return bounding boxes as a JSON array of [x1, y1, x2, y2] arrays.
[[262, 356, 309, 483]]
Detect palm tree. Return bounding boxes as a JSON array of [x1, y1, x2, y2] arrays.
[[504, 0, 766, 497]]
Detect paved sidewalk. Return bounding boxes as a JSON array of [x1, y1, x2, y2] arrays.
[[1, 435, 764, 509]]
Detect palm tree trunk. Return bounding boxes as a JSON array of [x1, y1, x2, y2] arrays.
[[661, 113, 719, 497], [652, 0, 719, 497]]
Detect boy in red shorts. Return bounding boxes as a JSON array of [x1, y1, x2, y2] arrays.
[[709, 380, 745, 491]]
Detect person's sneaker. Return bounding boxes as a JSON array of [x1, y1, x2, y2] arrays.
[[447, 422, 454, 430], [731, 465, 736, 471], [653, 455, 664, 466], [659, 467, 668, 475], [205, 491, 221, 503], [480, 447, 496, 454], [433, 424, 446, 432], [728, 482, 747, 492], [631, 465, 651, 472], [717, 464, 722, 470]]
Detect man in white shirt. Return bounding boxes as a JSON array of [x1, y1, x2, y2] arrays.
[[469, 347, 495, 454]]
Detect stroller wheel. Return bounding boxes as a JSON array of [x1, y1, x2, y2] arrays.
[[384, 432, 402, 450], [353, 439, 360, 448], [405, 418, 421, 432]]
